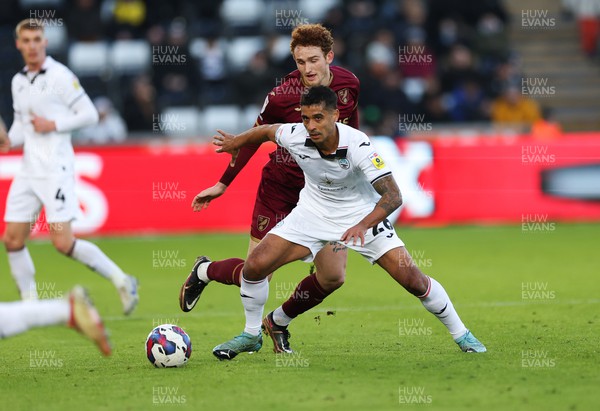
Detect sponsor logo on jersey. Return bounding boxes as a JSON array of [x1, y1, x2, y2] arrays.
[[337, 88, 349, 104], [338, 158, 350, 169], [257, 215, 270, 232], [369, 152, 385, 169]]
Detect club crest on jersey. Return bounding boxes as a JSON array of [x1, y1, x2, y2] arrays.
[[257, 215, 270, 232], [338, 158, 350, 169], [337, 88, 349, 105], [368, 152, 385, 170]]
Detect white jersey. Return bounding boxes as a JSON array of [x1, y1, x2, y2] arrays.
[[10, 56, 90, 177], [275, 122, 393, 225]]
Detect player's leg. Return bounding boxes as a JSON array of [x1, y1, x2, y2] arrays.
[[179, 194, 292, 312], [0, 286, 111, 355], [264, 242, 347, 353], [3, 176, 40, 300], [48, 221, 139, 315], [212, 233, 311, 360], [3, 222, 36, 300], [376, 247, 486, 352]]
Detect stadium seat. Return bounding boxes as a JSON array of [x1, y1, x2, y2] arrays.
[[189, 37, 208, 61], [109, 40, 151, 75], [199, 105, 243, 137], [298, 0, 340, 20], [241, 105, 261, 128], [44, 25, 67, 54], [226, 37, 265, 72], [220, 0, 265, 26], [68, 41, 109, 76], [270, 35, 293, 63], [159, 106, 202, 139]]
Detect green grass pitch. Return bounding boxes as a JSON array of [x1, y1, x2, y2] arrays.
[[0, 223, 598, 411]]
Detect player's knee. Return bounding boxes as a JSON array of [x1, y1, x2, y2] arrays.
[[242, 256, 268, 281], [52, 237, 75, 255], [3, 231, 25, 251], [404, 267, 428, 296], [317, 271, 345, 292]]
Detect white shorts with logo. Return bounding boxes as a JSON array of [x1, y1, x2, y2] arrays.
[[4, 173, 80, 223], [268, 205, 404, 264]]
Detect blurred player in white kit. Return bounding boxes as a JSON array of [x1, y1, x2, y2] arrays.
[[0, 19, 138, 315]]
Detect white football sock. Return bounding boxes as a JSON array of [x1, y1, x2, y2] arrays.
[[70, 239, 127, 287], [240, 275, 269, 336], [0, 299, 69, 338], [419, 276, 467, 339], [7, 247, 38, 300], [272, 306, 293, 327], [196, 261, 211, 283]]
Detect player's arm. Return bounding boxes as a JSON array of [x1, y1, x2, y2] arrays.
[[33, 74, 99, 134], [341, 174, 402, 246], [213, 124, 281, 165], [192, 94, 278, 212], [0, 120, 10, 152]]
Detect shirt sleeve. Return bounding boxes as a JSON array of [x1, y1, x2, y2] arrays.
[[256, 93, 281, 126], [8, 119, 24, 147], [54, 92, 99, 133], [348, 80, 360, 129], [354, 141, 392, 185], [9, 77, 24, 147], [274, 123, 297, 149]]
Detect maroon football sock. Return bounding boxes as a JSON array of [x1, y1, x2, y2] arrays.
[[281, 273, 331, 318], [206, 258, 244, 287]]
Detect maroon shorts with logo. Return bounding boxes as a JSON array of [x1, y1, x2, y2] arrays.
[[249, 153, 304, 240]]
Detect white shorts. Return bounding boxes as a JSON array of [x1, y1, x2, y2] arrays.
[[268, 206, 404, 264], [4, 173, 80, 223]]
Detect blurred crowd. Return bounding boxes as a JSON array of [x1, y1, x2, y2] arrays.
[[2, 0, 596, 139]]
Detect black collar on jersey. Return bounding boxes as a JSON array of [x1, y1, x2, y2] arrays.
[[19, 68, 47, 84], [304, 138, 348, 159]]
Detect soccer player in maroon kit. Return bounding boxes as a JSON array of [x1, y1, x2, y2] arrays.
[[179, 24, 359, 353]]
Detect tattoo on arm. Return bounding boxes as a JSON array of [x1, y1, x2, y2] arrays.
[[372, 175, 402, 215]]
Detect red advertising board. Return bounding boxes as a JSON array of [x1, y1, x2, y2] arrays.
[[0, 133, 599, 237]]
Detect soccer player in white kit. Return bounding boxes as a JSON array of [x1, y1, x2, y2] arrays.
[[0, 19, 138, 314], [0, 286, 112, 356], [208, 86, 486, 359]]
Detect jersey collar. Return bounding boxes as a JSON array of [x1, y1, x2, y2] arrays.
[[19, 55, 55, 75], [303, 124, 348, 159]]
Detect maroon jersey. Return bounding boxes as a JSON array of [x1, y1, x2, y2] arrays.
[[219, 65, 360, 239]]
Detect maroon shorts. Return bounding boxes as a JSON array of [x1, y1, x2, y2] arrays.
[[249, 158, 303, 240]]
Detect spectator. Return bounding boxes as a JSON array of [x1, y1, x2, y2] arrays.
[[473, 13, 510, 71], [123, 74, 158, 132], [232, 50, 278, 107], [76, 97, 128, 143], [491, 84, 542, 125], [448, 78, 489, 122], [197, 36, 229, 105], [108, 0, 147, 39], [439, 44, 481, 93], [151, 19, 199, 108], [563, 0, 600, 57], [66, 0, 104, 42]]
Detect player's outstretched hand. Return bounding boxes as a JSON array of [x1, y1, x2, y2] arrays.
[[191, 182, 227, 212], [341, 223, 368, 247], [0, 123, 10, 153], [213, 129, 239, 167]]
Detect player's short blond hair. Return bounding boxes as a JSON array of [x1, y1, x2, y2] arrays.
[[290, 23, 334, 56], [15, 18, 45, 39]]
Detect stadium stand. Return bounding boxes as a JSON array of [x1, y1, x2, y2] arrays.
[[1, 0, 599, 138]]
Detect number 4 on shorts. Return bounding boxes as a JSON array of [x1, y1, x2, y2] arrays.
[[55, 188, 66, 202]]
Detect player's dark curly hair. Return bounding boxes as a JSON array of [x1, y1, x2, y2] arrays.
[[290, 23, 334, 56], [300, 86, 338, 111]]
